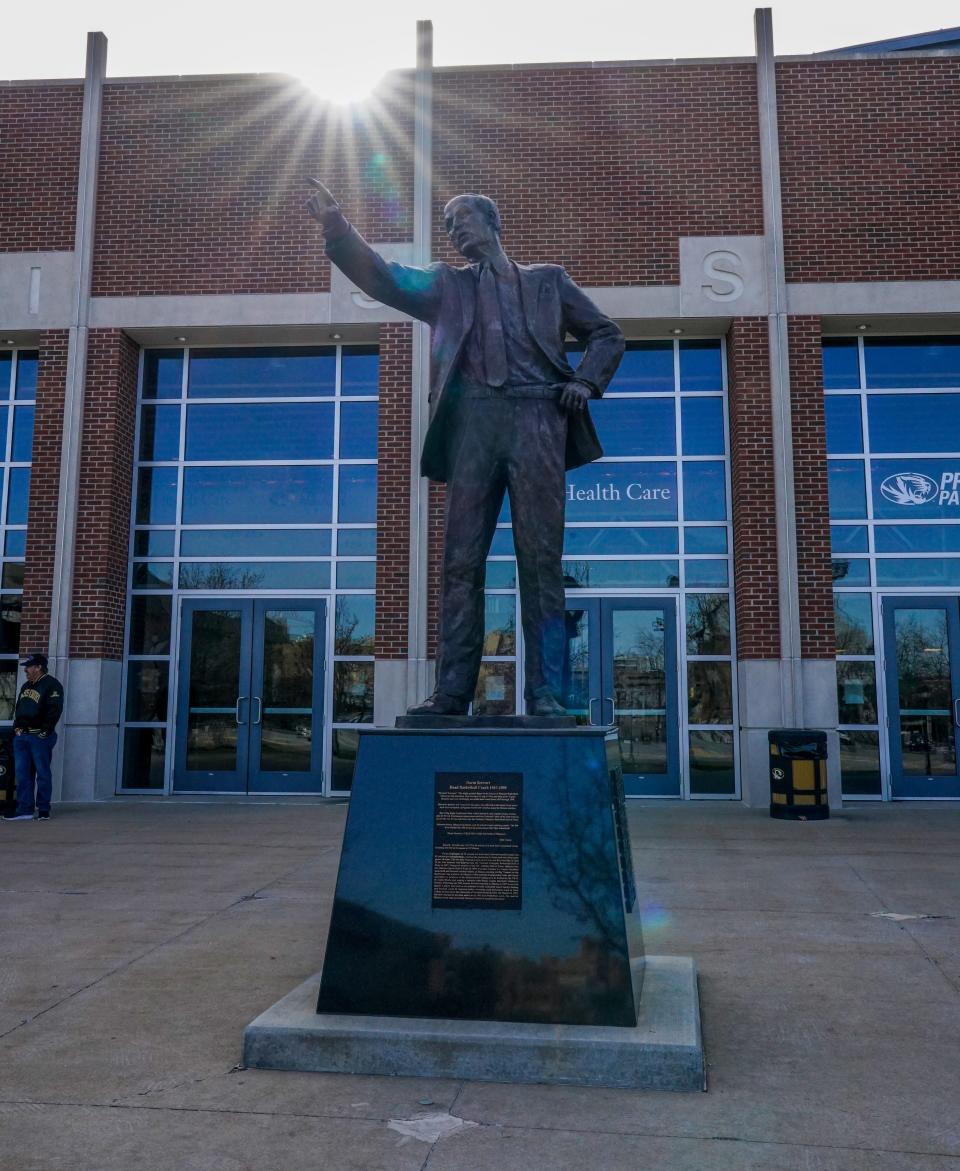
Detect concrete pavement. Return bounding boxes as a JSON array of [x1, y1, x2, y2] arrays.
[[1, 799, 959, 1170]]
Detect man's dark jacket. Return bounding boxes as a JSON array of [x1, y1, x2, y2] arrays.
[[326, 225, 625, 483], [14, 673, 64, 735]]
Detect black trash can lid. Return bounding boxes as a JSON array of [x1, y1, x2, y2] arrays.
[[768, 728, 828, 758]]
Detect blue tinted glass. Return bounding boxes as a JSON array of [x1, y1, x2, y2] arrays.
[[875, 525, 960, 552], [337, 529, 376, 555], [0, 354, 10, 394], [185, 403, 334, 460], [339, 401, 379, 458], [828, 460, 867, 519], [681, 397, 724, 455], [835, 593, 873, 655], [594, 398, 675, 456], [865, 337, 960, 389], [563, 527, 679, 555], [824, 396, 863, 453], [143, 351, 184, 399], [685, 526, 727, 554], [6, 468, 29, 525], [4, 530, 26, 557], [14, 352, 38, 399], [189, 348, 336, 398], [685, 560, 729, 588], [486, 561, 516, 588], [870, 459, 960, 519], [338, 464, 377, 523], [136, 468, 178, 525], [11, 406, 34, 462], [180, 529, 331, 556], [683, 461, 727, 521], [336, 561, 376, 589], [831, 525, 868, 553], [822, 339, 860, 390], [179, 561, 331, 590], [832, 559, 870, 585], [132, 562, 175, 589], [868, 393, 960, 453], [566, 462, 677, 521], [875, 557, 960, 586], [489, 528, 515, 555], [182, 466, 332, 524], [0, 409, 9, 458], [134, 530, 175, 557], [679, 341, 722, 391], [563, 559, 680, 588], [139, 405, 180, 462], [340, 348, 379, 396], [607, 342, 674, 393]]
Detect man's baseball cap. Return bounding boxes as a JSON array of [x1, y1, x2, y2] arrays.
[[20, 653, 48, 669]]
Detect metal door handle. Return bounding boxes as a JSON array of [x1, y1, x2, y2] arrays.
[[604, 696, 615, 724], [252, 696, 263, 725], [588, 697, 599, 724], [235, 696, 248, 725]]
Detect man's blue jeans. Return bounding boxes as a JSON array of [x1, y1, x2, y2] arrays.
[[14, 732, 58, 816]]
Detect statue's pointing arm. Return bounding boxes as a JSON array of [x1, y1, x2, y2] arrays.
[[306, 179, 442, 325]]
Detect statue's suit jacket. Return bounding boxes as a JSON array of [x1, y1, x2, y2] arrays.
[[326, 225, 625, 483]]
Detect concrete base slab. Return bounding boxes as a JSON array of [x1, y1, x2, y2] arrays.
[[243, 955, 704, 1091]]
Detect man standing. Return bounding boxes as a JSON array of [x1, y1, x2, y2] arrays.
[[307, 182, 624, 717], [2, 653, 64, 821]]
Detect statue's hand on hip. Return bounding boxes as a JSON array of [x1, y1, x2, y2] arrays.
[[559, 380, 592, 414]]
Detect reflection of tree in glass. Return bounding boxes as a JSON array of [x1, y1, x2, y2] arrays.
[[614, 614, 665, 711], [179, 564, 265, 590], [263, 613, 314, 707], [835, 597, 871, 654], [333, 663, 373, 723], [896, 612, 949, 694], [335, 599, 374, 655], [686, 594, 730, 654]]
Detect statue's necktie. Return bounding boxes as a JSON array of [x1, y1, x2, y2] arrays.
[[478, 263, 508, 387]]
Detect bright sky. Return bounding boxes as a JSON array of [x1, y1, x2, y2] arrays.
[[7, 0, 960, 102]]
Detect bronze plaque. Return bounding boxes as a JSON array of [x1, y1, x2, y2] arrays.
[[432, 772, 522, 910]]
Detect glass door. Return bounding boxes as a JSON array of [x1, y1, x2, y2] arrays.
[[883, 597, 960, 799]]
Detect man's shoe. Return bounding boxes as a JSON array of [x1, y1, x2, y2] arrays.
[[37, 811, 50, 820], [526, 692, 569, 718], [406, 692, 469, 717], [2, 812, 35, 821]]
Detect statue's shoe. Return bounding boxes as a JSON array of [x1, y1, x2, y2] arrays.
[[526, 694, 569, 718], [406, 692, 469, 717]]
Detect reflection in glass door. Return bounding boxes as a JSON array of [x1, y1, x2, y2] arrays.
[[883, 598, 960, 799], [563, 598, 680, 797], [175, 599, 326, 793]]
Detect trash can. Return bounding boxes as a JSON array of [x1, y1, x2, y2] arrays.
[[0, 728, 15, 815], [768, 729, 829, 820]]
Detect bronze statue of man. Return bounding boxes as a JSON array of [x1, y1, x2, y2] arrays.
[[307, 180, 624, 716]]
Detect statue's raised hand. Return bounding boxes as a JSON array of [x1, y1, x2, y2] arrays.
[[306, 178, 341, 227]]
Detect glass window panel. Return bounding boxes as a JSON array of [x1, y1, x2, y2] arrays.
[[335, 595, 375, 654], [142, 351, 184, 399], [821, 339, 860, 390], [566, 462, 677, 522], [0, 594, 22, 654], [14, 352, 38, 399], [333, 661, 374, 722], [689, 730, 736, 795], [188, 347, 336, 398], [864, 337, 960, 389], [681, 397, 725, 455], [870, 459, 960, 519], [868, 393, 960, 454], [337, 529, 376, 556], [185, 402, 334, 461], [125, 661, 170, 722], [489, 528, 515, 556], [562, 603, 591, 722], [837, 661, 878, 724], [0, 409, 8, 458], [337, 464, 377, 523], [828, 459, 867, 519], [1, 563, 24, 590], [121, 728, 167, 789], [331, 728, 359, 791], [876, 558, 960, 587], [835, 593, 874, 655], [134, 530, 175, 557], [132, 562, 174, 589], [605, 341, 674, 393], [687, 661, 733, 724], [136, 467, 178, 525], [139, 405, 180, 462], [483, 594, 516, 656], [3, 530, 26, 558], [831, 525, 868, 554], [5, 468, 29, 525], [180, 528, 331, 557], [875, 524, 960, 553], [339, 401, 379, 459], [11, 406, 34, 462], [685, 526, 728, 554], [686, 594, 731, 655], [563, 526, 678, 556], [839, 731, 882, 797], [682, 461, 727, 521], [679, 340, 723, 392], [185, 610, 244, 776], [262, 609, 316, 712], [178, 561, 331, 590], [0, 354, 10, 395], [182, 465, 331, 525], [594, 398, 675, 457], [0, 661, 17, 720], [336, 561, 375, 589], [562, 559, 680, 588], [128, 595, 172, 655], [832, 559, 870, 586], [340, 347, 379, 396], [486, 561, 516, 589], [473, 662, 516, 716], [685, 560, 728, 588], [824, 396, 863, 454]]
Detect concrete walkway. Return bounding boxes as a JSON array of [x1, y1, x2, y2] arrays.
[[1, 800, 959, 1170]]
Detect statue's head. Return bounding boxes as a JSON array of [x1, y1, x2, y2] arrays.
[[443, 193, 502, 260]]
